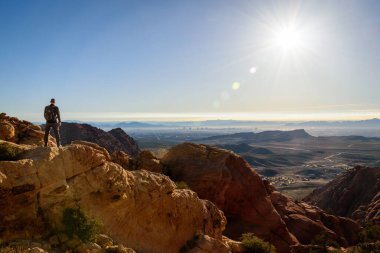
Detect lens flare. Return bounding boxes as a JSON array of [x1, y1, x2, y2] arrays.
[[232, 82, 240, 90], [249, 67, 257, 74]]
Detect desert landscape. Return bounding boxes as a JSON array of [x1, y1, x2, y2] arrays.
[[1, 1, 379, 252]]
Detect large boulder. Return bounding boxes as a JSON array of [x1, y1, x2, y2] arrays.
[[162, 143, 298, 253], [162, 143, 362, 252], [0, 141, 227, 253]]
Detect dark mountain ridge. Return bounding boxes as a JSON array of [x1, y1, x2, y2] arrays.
[[202, 129, 313, 142], [56, 122, 140, 156]]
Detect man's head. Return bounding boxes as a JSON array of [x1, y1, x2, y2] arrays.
[[50, 98, 55, 104]]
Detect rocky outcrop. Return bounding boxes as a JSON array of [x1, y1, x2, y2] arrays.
[[162, 143, 297, 252], [304, 166, 380, 223], [111, 150, 164, 174], [265, 181, 361, 247], [56, 122, 140, 156], [0, 113, 55, 146], [108, 128, 140, 156], [0, 140, 227, 253], [162, 143, 361, 253]]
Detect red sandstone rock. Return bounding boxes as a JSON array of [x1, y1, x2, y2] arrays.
[[304, 166, 380, 224], [162, 143, 362, 252], [162, 143, 298, 253]]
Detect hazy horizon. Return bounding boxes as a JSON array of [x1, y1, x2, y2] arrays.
[[16, 111, 380, 123], [1, 1, 380, 122]]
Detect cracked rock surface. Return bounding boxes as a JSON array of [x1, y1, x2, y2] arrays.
[[0, 141, 227, 253]]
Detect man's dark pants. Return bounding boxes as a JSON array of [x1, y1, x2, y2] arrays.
[[44, 122, 61, 146]]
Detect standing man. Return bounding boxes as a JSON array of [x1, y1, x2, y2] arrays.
[[44, 98, 61, 147]]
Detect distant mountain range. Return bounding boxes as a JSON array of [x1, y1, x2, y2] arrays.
[[201, 129, 313, 143], [285, 118, 380, 127], [33, 118, 380, 129]]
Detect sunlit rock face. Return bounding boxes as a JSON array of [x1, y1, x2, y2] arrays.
[[0, 143, 227, 253], [0, 116, 228, 253], [162, 143, 361, 253]]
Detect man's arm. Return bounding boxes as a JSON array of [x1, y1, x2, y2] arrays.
[[44, 106, 48, 121], [56, 106, 61, 123]]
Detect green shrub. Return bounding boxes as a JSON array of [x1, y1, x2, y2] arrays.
[[62, 207, 100, 242], [0, 143, 20, 161], [359, 223, 380, 243], [241, 233, 276, 253], [310, 232, 340, 253], [179, 234, 200, 253], [352, 241, 380, 253], [176, 181, 190, 190]]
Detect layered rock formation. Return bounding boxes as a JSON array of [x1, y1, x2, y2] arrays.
[[162, 143, 361, 253], [304, 166, 380, 223], [0, 115, 231, 253], [57, 122, 140, 156]]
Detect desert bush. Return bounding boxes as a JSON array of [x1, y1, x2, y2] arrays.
[[62, 207, 100, 242], [0, 143, 20, 161], [352, 241, 380, 253], [310, 232, 340, 253], [176, 181, 190, 190], [0, 246, 15, 253], [359, 223, 380, 243], [179, 234, 200, 253], [0, 245, 29, 253], [241, 233, 276, 253]]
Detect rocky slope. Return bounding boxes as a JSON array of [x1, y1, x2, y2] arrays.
[[162, 143, 362, 253], [304, 166, 380, 223], [0, 115, 235, 253], [56, 122, 140, 156]]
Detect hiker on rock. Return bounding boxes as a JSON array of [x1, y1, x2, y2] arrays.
[[44, 98, 61, 147]]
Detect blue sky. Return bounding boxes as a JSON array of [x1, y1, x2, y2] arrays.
[[1, 0, 380, 121]]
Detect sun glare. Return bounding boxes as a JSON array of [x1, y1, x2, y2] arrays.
[[273, 26, 305, 50]]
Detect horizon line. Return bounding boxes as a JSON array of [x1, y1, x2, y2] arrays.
[[7, 111, 380, 122]]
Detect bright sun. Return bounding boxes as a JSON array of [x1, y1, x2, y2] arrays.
[[273, 25, 305, 51]]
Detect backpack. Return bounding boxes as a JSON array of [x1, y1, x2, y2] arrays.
[[44, 105, 58, 123]]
